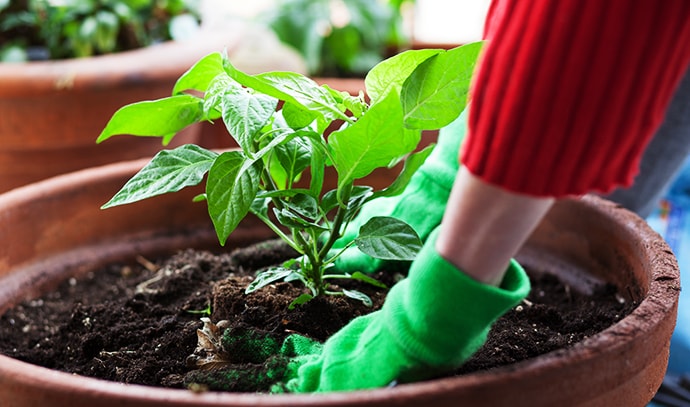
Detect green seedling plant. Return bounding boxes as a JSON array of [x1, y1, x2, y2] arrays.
[[97, 42, 482, 307]]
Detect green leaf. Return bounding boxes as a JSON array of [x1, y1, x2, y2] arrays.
[[329, 91, 416, 189], [372, 143, 435, 199], [238, 129, 295, 177], [207, 151, 261, 245], [308, 137, 326, 199], [173, 52, 225, 95], [346, 187, 375, 224], [288, 193, 319, 220], [355, 216, 422, 261], [339, 92, 367, 118], [268, 155, 289, 191], [321, 186, 373, 214], [273, 205, 325, 230], [221, 89, 278, 152], [350, 272, 388, 289], [282, 101, 318, 129], [274, 136, 311, 182], [402, 42, 483, 130], [365, 49, 442, 103], [101, 145, 218, 208], [224, 62, 344, 128], [288, 293, 314, 309], [245, 267, 295, 294], [342, 289, 373, 307], [249, 197, 271, 218], [255, 71, 342, 120], [202, 73, 237, 119], [97, 95, 204, 143]]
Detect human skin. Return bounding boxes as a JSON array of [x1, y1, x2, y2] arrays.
[[436, 166, 554, 286]]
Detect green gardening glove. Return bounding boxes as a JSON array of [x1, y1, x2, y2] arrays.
[[186, 227, 530, 393], [330, 109, 467, 274]]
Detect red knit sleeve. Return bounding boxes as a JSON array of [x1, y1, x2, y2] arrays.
[[461, 0, 690, 197]]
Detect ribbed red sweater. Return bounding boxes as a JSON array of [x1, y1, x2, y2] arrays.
[[461, 0, 690, 197]]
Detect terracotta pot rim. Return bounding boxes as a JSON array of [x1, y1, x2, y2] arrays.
[[0, 158, 679, 405], [0, 31, 241, 97]]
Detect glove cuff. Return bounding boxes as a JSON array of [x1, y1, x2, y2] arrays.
[[383, 230, 530, 367]]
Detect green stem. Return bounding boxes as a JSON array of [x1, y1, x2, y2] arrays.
[[255, 161, 303, 254], [318, 184, 353, 260], [254, 212, 302, 254], [293, 230, 324, 294]]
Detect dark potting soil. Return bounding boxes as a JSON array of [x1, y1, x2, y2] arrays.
[[0, 239, 636, 392]]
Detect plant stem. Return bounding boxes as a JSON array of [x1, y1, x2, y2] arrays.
[[293, 229, 324, 294], [318, 186, 352, 260]]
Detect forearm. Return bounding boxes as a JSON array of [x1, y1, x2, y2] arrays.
[[436, 167, 553, 286]]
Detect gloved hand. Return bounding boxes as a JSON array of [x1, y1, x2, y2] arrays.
[[185, 227, 530, 393], [329, 110, 467, 274]]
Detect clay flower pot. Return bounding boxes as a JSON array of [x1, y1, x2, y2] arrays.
[[0, 33, 249, 193], [0, 157, 680, 406]]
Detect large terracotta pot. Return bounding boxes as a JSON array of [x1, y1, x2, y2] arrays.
[[0, 32, 251, 193], [0, 157, 680, 406]]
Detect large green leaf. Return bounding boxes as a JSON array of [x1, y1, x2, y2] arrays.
[[173, 52, 225, 95], [329, 91, 416, 188], [402, 42, 483, 130], [221, 89, 278, 152], [365, 48, 442, 103], [206, 151, 260, 245], [101, 144, 218, 208], [97, 95, 203, 143], [355, 216, 422, 260], [224, 62, 344, 128], [256, 71, 343, 120]]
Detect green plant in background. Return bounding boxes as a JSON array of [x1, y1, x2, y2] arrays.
[[97, 42, 482, 307], [0, 0, 200, 62], [262, 0, 413, 77]]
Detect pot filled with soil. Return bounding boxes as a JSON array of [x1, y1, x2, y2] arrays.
[[0, 152, 679, 407], [0, 42, 680, 407]]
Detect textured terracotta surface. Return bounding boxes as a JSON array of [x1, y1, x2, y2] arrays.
[[0, 33, 251, 193], [0, 158, 680, 407]]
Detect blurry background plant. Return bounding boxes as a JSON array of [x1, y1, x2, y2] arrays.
[[261, 0, 413, 77], [0, 0, 200, 62]]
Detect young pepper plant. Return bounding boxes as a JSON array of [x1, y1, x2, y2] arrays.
[[97, 42, 482, 307]]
